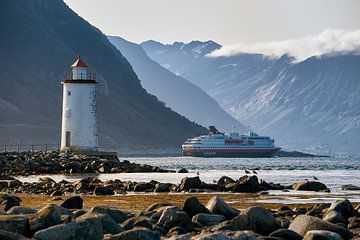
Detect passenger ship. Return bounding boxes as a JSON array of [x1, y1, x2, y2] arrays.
[[182, 126, 280, 158]]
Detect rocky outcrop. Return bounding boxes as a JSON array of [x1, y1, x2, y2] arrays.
[[0, 151, 172, 176]]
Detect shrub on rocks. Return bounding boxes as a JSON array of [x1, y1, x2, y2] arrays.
[[61, 196, 83, 209], [206, 196, 239, 219], [292, 180, 328, 192], [289, 215, 352, 239], [182, 196, 210, 217]]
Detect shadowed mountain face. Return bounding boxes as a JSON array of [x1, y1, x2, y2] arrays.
[[0, 0, 206, 153], [142, 40, 360, 154], [108, 36, 245, 132]]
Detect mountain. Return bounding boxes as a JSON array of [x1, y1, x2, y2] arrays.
[[107, 36, 245, 132], [141, 40, 360, 154], [0, 0, 207, 154]]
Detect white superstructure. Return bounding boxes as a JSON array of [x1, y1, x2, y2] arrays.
[[182, 126, 280, 157], [60, 54, 98, 151]]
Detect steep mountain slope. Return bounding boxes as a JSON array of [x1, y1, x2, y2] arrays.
[[108, 36, 245, 132], [0, 0, 206, 153], [142, 40, 360, 154]]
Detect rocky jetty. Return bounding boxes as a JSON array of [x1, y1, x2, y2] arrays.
[[0, 151, 172, 176], [0, 195, 359, 239], [0, 175, 292, 196]]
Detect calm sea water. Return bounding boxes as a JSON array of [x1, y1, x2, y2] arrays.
[[17, 157, 360, 192]]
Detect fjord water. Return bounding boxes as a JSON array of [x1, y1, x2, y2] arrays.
[[18, 156, 360, 192]]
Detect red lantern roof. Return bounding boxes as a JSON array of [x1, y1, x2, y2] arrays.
[[71, 54, 88, 68]]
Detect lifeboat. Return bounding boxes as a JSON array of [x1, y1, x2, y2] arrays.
[[225, 139, 244, 144]]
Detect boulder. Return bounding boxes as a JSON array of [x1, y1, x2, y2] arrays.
[[0, 194, 21, 211], [191, 230, 256, 240], [231, 206, 280, 235], [182, 196, 210, 217], [206, 197, 239, 219], [323, 211, 346, 224], [146, 202, 172, 212], [192, 214, 226, 226], [326, 199, 358, 219], [133, 183, 155, 192], [156, 206, 191, 230], [179, 177, 202, 191], [303, 230, 344, 240], [232, 175, 266, 193], [77, 207, 124, 234], [269, 229, 303, 240], [0, 215, 29, 235], [61, 196, 84, 209], [217, 176, 235, 186], [177, 168, 188, 173], [289, 215, 352, 239], [94, 186, 114, 195], [121, 216, 153, 230], [89, 206, 128, 223], [0, 231, 29, 240], [34, 216, 103, 240], [7, 206, 37, 215], [29, 204, 62, 233], [292, 181, 328, 191], [154, 183, 172, 193], [105, 228, 160, 240]]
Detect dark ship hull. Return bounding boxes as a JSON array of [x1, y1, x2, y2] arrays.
[[182, 148, 280, 158]]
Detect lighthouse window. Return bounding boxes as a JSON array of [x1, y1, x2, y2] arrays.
[[65, 109, 71, 118], [67, 91, 71, 96]]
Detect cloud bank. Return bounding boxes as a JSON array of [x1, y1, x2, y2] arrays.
[[208, 29, 360, 62]]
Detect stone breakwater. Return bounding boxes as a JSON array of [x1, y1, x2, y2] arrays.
[[0, 193, 359, 240], [0, 151, 172, 175], [0, 175, 331, 196]]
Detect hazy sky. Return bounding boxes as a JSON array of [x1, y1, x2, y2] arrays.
[[64, 0, 360, 45]]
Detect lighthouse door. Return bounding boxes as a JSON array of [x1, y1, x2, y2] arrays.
[[65, 131, 71, 147]]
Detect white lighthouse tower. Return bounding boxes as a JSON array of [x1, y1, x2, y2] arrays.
[[60, 54, 98, 152]]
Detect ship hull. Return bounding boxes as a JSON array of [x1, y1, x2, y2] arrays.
[[182, 149, 280, 158]]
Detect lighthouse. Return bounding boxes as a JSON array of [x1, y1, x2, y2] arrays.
[[60, 54, 98, 151]]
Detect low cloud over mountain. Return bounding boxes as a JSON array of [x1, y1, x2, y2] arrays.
[[208, 29, 360, 62]]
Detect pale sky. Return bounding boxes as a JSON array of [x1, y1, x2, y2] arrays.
[[64, 0, 360, 45]]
